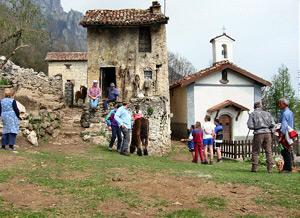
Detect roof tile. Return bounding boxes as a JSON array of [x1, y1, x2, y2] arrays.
[[45, 52, 87, 61]]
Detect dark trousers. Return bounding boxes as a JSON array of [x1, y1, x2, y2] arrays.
[[194, 142, 204, 162], [252, 133, 273, 172], [103, 98, 117, 110], [109, 125, 122, 150], [281, 147, 292, 171], [120, 127, 130, 153], [2, 133, 17, 149]]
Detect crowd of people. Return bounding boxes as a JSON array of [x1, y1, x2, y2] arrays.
[[181, 98, 295, 173], [0, 84, 296, 173], [181, 115, 223, 165]]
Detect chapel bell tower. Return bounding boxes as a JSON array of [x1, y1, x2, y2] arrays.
[[210, 30, 235, 65]]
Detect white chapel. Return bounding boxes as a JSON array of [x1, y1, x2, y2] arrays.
[[170, 33, 271, 139]]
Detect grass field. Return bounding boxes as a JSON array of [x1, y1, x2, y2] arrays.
[[0, 140, 299, 217]]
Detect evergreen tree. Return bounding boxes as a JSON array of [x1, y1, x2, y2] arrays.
[[263, 64, 299, 129]]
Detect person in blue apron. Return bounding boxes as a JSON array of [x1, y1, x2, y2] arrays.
[[0, 88, 20, 150]]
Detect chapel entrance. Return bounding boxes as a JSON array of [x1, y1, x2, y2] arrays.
[[219, 114, 232, 141], [100, 67, 116, 99]]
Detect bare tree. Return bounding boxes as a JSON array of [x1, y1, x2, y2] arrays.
[[0, 0, 47, 69], [168, 51, 197, 84]]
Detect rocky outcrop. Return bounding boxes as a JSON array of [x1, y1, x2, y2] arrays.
[[36, 0, 87, 52]]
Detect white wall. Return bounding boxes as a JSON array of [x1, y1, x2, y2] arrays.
[[48, 61, 88, 94], [212, 35, 234, 63]]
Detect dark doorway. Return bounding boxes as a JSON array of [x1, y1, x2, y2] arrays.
[[219, 114, 232, 141], [100, 67, 116, 99]]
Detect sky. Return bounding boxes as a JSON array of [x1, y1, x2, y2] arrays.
[[61, 0, 300, 95]]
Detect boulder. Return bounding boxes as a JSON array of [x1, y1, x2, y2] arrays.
[[91, 136, 108, 146], [27, 131, 38, 146]]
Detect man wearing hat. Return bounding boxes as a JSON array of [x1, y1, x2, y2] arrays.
[[103, 82, 120, 114], [114, 98, 131, 156], [88, 80, 101, 109]]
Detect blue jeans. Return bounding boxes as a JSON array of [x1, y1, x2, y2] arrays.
[[109, 125, 122, 150], [90, 98, 99, 108], [103, 98, 117, 110]]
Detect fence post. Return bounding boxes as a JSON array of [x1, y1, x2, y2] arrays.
[[234, 141, 237, 160]]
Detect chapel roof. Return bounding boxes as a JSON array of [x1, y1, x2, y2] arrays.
[[210, 33, 235, 43], [207, 100, 250, 113], [169, 61, 272, 89], [79, 2, 169, 27], [45, 52, 87, 61]]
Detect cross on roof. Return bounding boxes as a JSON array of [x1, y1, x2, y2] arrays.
[[222, 26, 226, 34]]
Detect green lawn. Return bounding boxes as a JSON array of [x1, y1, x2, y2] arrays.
[[0, 142, 299, 217]]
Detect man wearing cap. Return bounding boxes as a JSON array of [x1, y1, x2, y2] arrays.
[[114, 98, 131, 156], [88, 80, 101, 109], [103, 83, 120, 113]]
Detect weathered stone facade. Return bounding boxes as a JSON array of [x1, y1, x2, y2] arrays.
[[86, 25, 168, 98]]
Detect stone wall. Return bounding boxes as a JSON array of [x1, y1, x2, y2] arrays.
[[0, 58, 64, 110], [80, 96, 171, 156]]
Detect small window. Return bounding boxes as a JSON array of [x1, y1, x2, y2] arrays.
[[65, 64, 71, 69], [144, 71, 152, 79], [221, 44, 227, 58], [139, 27, 151, 52], [220, 70, 229, 84]]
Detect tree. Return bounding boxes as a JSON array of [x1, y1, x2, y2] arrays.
[[0, 0, 48, 69], [263, 64, 299, 129], [168, 51, 197, 84]]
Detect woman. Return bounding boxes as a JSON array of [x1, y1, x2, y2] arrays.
[[0, 88, 20, 150]]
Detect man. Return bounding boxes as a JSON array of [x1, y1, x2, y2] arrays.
[[203, 115, 215, 165], [103, 83, 120, 113], [88, 80, 101, 109], [114, 98, 131, 156], [214, 119, 223, 163], [247, 102, 275, 173], [278, 98, 294, 173]]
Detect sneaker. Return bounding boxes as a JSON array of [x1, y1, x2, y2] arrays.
[[108, 147, 113, 151], [217, 158, 222, 163], [192, 159, 198, 163], [8, 148, 15, 151], [202, 160, 208, 164], [1, 148, 6, 150], [210, 160, 214, 165], [120, 151, 130, 156]]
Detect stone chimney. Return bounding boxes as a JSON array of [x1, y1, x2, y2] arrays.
[[150, 1, 161, 13]]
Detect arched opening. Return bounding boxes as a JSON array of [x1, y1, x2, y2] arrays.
[[219, 114, 231, 141], [221, 44, 228, 58]]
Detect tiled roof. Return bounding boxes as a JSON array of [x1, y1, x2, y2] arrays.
[[45, 52, 87, 61], [207, 100, 249, 113], [79, 5, 169, 27], [169, 61, 272, 89], [210, 33, 235, 43]]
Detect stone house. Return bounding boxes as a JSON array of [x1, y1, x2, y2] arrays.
[[170, 33, 272, 140], [45, 52, 88, 95], [78, 1, 171, 156], [79, 1, 169, 99]]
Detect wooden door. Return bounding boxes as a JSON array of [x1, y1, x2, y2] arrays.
[[219, 115, 232, 141]]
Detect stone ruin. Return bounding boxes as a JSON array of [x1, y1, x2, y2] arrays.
[[80, 96, 171, 156], [0, 58, 65, 146]]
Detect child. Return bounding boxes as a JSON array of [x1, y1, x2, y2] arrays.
[[192, 121, 204, 164], [133, 105, 143, 120], [203, 115, 215, 164], [181, 125, 195, 162], [106, 103, 122, 151]]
